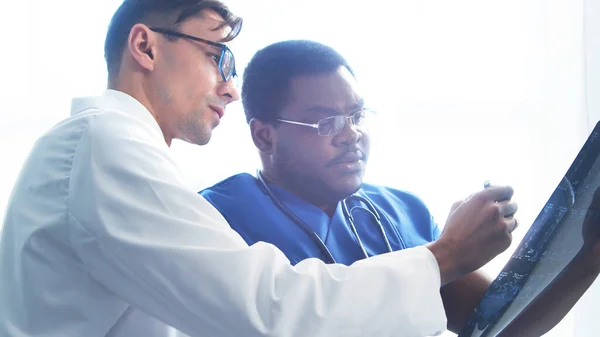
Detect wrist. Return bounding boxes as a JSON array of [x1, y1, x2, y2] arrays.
[[425, 240, 459, 286]]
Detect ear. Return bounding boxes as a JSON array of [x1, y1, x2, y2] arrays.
[[250, 118, 276, 155], [127, 23, 157, 72]]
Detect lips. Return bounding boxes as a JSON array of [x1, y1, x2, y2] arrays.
[[209, 105, 225, 119]]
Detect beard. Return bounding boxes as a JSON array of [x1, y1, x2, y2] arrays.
[[273, 145, 360, 206]]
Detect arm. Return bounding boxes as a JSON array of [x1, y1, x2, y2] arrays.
[[498, 253, 600, 337], [441, 270, 492, 333], [442, 223, 600, 336], [67, 117, 448, 337], [499, 187, 600, 337], [441, 265, 600, 336]]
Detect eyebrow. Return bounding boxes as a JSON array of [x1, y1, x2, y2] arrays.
[[304, 106, 338, 116], [191, 39, 223, 57]]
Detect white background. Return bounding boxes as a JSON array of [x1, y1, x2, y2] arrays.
[[1, 1, 598, 336]]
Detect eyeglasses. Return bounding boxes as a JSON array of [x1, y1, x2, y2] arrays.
[[276, 108, 375, 136], [149, 28, 237, 82]]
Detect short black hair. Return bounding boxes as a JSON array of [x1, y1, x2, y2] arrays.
[[104, 0, 242, 78], [241, 40, 355, 123]]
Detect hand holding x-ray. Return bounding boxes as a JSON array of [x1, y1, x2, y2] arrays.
[[427, 185, 519, 286]]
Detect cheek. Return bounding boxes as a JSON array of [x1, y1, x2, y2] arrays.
[[277, 135, 317, 164], [361, 132, 371, 155], [170, 59, 217, 99], [179, 77, 217, 118], [292, 136, 336, 169], [188, 67, 215, 97]]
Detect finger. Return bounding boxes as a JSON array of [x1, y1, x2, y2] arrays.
[[480, 185, 514, 202], [508, 218, 519, 233], [498, 201, 518, 218], [450, 191, 479, 213], [450, 199, 467, 213], [462, 191, 478, 203]]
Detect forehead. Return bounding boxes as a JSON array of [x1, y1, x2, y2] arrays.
[[179, 9, 232, 43], [286, 67, 362, 111]]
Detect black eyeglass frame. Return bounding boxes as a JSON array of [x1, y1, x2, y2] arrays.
[[149, 27, 237, 82]]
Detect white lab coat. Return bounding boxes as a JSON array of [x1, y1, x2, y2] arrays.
[[0, 90, 447, 337]]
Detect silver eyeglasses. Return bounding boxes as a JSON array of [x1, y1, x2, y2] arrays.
[[276, 108, 375, 136]]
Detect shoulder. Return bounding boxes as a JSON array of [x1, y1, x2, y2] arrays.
[[84, 108, 164, 147], [200, 173, 258, 196], [199, 173, 261, 208], [359, 183, 440, 243], [71, 108, 172, 169], [32, 108, 143, 178], [68, 108, 182, 203], [199, 173, 276, 245], [360, 183, 431, 214]]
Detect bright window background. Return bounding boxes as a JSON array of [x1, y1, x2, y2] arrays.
[[1, 1, 599, 336]]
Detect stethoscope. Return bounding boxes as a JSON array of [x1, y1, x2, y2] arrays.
[[256, 170, 393, 264]]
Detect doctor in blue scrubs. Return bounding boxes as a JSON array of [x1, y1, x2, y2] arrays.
[[200, 40, 600, 336]]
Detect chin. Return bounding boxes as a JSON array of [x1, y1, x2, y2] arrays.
[[332, 171, 364, 193], [185, 129, 212, 146], [332, 181, 363, 199], [183, 134, 210, 146]]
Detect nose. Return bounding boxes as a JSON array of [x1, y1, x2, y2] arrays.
[[218, 77, 241, 104], [333, 118, 362, 147]]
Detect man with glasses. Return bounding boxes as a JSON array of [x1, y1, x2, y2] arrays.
[[200, 40, 600, 336]]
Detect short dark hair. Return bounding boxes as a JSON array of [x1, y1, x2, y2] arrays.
[[104, 0, 243, 78], [241, 40, 355, 123]]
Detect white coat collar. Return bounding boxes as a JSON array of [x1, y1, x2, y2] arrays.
[[70, 89, 164, 140]]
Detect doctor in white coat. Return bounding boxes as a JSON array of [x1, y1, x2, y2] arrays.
[[0, 0, 520, 336]]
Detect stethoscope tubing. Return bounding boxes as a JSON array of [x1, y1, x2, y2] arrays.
[[256, 170, 392, 264]]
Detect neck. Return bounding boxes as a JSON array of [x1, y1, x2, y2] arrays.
[[259, 169, 340, 217], [108, 75, 174, 146], [320, 203, 338, 217]]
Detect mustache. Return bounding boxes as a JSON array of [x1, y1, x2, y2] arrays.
[[328, 149, 367, 166]]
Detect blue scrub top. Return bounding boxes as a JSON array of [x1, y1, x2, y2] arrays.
[[200, 173, 441, 266]]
